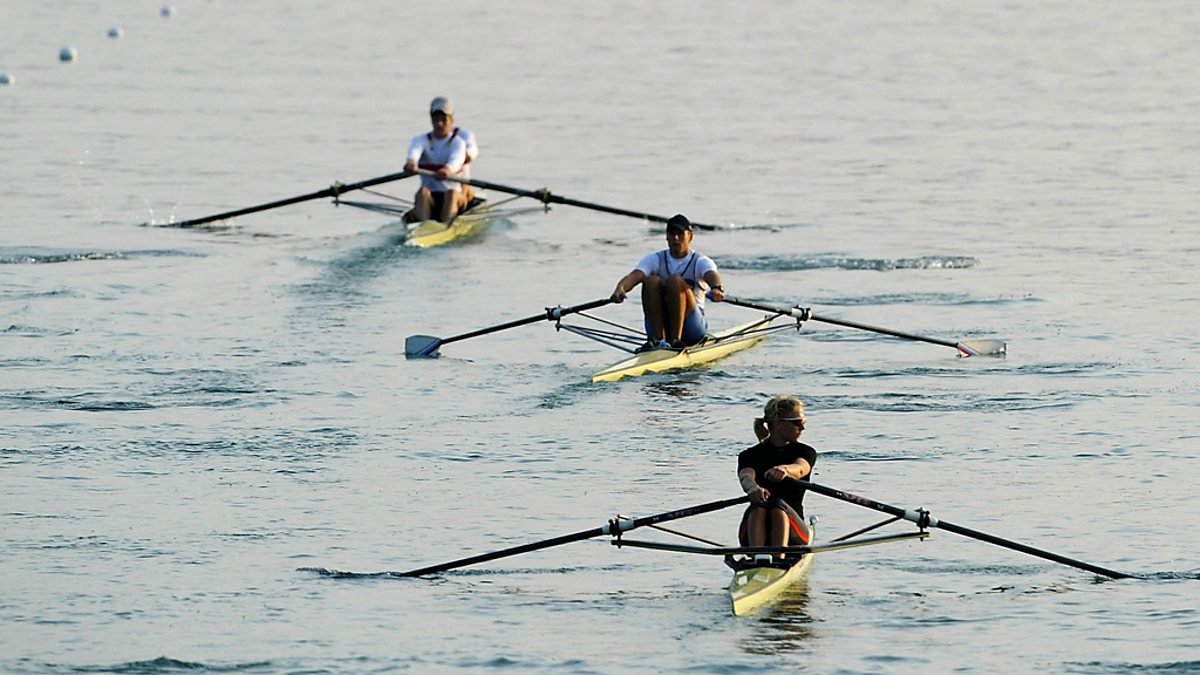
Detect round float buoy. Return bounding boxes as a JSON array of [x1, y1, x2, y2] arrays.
[[108, 26, 124, 38], [0, 72, 13, 86], [161, 5, 175, 17], [59, 46, 78, 62]]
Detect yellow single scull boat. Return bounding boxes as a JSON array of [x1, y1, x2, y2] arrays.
[[405, 201, 497, 248], [590, 317, 775, 382], [728, 544, 816, 616]]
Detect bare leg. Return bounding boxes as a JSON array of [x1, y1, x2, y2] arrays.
[[664, 275, 698, 342], [641, 275, 665, 342], [747, 507, 769, 547], [411, 187, 434, 222], [439, 189, 462, 223], [769, 509, 791, 550]]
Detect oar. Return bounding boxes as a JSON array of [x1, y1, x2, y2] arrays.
[[405, 298, 614, 358], [161, 170, 416, 228], [397, 494, 749, 577], [723, 296, 1006, 357], [414, 169, 721, 231], [789, 478, 1132, 580]]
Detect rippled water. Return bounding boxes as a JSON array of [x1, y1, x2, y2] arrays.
[[3, 1, 1198, 673]]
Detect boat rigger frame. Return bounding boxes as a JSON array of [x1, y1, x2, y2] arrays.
[[311, 480, 1132, 617], [552, 304, 806, 356], [334, 188, 549, 248]]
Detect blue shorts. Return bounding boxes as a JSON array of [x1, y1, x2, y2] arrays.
[[645, 306, 708, 346]]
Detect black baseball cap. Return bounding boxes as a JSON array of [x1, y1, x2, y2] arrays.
[[666, 214, 692, 232]]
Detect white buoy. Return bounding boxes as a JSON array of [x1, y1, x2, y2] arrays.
[[107, 26, 124, 38], [0, 72, 13, 86], [161, 5, 175, 17], [59, 46, 78, 62]]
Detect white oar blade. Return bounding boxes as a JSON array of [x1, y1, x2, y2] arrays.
[[405, 335, 443, 358], [956, 339, 1007, 357]]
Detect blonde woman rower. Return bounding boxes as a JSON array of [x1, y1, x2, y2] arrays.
[[736, 395, 816, 555]]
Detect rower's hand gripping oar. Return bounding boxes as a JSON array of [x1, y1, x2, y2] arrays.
[[414, 169, 722, 231], [159, 169, 417, 228], [724, 296, 1006, 357], [788, 478, 1132, 580], [405, 298, 614, 358], [396, 495, 749, 577]]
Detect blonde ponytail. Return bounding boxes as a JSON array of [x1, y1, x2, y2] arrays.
[[757, 395, 806, 439], [753, 417, 770, 441]]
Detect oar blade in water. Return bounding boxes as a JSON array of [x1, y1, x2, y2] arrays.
[[405, 335, 443, 358], [956, 339, 1007, 357]]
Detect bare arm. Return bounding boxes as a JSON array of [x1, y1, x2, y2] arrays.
[[739, 467, 770, 504], [611, 269, 647, 303], [403, 136, 423, 173], [702, 269, 724, 302], [761, 459, 812, 483]]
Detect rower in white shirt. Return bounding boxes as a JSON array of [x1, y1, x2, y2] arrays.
[[402, 97, 478, 223]]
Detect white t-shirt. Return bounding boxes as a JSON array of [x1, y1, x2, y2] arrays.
[[634, 249, 718, 309], [406, 131, 467, 192], [458, 128, 479, 168]]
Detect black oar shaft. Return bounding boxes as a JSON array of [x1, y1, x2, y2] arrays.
[[932, 519, 1131, 579], [537, 191, 678, 225], [723, 296, 960, 349], [170, 170, 415, 228], [398, 526, 608, 577], [808, 313, 957, 349], [438, 298, 613, 347], [415, 170, 719, 231], [792, 479, 1131, 580], [398, 494, 748, 577]]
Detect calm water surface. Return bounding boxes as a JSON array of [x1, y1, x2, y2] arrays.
[[3, 1, 1198, 673]]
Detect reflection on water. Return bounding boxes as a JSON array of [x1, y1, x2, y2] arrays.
[[737, 578, 816, 656], [641, 374, 707, 398], [292, 222, 418, 302]]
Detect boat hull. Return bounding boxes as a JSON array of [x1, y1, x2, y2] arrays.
[[590, 317, 773, 382], [406, 203, 495, 248], [728, 540, 815, 616]]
